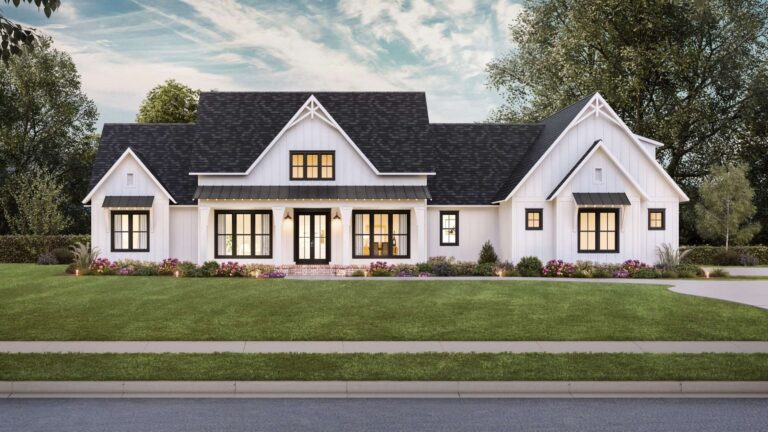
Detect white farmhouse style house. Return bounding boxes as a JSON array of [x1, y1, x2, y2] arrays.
[[83, 92, 688, 269]]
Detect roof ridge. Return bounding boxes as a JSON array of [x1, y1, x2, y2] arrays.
[[539, 92, 597, 122]]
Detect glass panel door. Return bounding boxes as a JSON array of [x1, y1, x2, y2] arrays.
[[294, 210, 331, 264]]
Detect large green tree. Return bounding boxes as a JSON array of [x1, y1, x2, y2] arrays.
[[136, 79, 200, 123], [695, 164, 760, 248], [1, 0, 59, 61], [0, 36, 98, 234], [487, 0, 767, 186]]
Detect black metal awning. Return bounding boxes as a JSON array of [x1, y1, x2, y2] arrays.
[[102, 195, 155, 208], [573, 192, 631, 206], [193, 185, 432, 201]]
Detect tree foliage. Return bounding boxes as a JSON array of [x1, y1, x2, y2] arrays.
[[136, 79, 200, 123], [0, 0, 59, 61], [1, 169, 70, 234], [487, 0, 768, 186], [695, 164, 760, 249], [0, 35, 98, 234]]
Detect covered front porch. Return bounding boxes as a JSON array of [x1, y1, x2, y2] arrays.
[[194, 186, 431, 266]]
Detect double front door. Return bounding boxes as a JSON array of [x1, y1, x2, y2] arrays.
[[294, 209, 331, 264]]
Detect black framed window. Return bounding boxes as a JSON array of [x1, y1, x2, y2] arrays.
[[525, 209, 543, 230], [353, 210, 409, 258], [111, 211, 149, 252], [215, 210, 272, 258], [578, 208, 619, 253], [290, 151, 334, 180], [648, 209, 665, 230], [440, 211, 459, 245]]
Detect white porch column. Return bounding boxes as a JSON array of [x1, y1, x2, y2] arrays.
[[197, 206, 210, 264], [272, 207, 285, 265], [414, 206, 427, 262], [340, 206, 352, 265]]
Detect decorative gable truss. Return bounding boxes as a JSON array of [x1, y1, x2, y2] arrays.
[[235, 95, 435, 177], [502, 93, 688, 202]]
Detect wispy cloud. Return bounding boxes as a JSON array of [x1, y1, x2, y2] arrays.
[[6, 0, 523, 125]]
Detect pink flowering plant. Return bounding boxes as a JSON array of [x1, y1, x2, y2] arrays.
[[89, 258, 117, 275], [216, 261, 247, 277], [159, 258, 180, 275], [541, 260, 577, 277], [369, 261, 394, 276], [619, 259, 650, 277], [259, 271, 286, 279]]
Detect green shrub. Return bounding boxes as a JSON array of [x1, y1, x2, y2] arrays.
[[0, 235, 90, 263], [493, 261, 515, 277], [681, 245, 768, 265], [473, 262, 495, 276], [516, 256, 542, 277], [675, 264, 705, 278], [431, 261, 457, 276], [177, 261, 199, 277], [453, 261, 477, 276], [350, 269, 365, 277], [133, 262, 160, 276], [478, 240, 498, 264], [71, 242, 98, 274], [710, 268, 730, 278], [631, 268, 660, 279], [591, 266, 614, 278], [661, 269, 679, 278], [416, 262, 432, 273], [51, 247, 74, 264], [392, 264, 418, 276], [712, 250, 741, 266], [200, 261, 220, 277], [36, 252, 58, 265]]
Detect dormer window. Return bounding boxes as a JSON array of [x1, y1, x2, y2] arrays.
[[290, 151, 334, 180]]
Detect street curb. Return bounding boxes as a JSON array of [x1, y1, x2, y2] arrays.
[[3, 381, 768, 398]]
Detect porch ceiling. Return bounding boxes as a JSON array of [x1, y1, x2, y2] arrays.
[[193, 185, 431, 201]]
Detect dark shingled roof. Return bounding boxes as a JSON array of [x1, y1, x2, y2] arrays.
[[191, 92, 434, 173], [88, 92, 597, 206], [428, 124, 543, 205], [194, 185, 431, 200], [492, 93, 596, 202], [89, 124, 197, 204]]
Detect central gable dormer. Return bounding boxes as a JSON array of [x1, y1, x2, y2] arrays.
[[195, 94, 432, 187]]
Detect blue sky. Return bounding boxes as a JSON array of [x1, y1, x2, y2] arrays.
[[6, 0, 523, 128]]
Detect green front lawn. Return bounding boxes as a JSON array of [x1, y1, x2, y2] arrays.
[[2, 353, 767, 381], [1, 264, 767, 341]]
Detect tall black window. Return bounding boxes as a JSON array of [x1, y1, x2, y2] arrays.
[[578, 209, 619, 253], [440, 211, 459, 245], [215, 210, 272, 258], [111, 211, 149, 252], [353, 210, 409, 258], [290, 151, 334, 180], [648, 209, 665, 230]]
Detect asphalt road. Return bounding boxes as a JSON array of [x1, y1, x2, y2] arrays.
[[1, 398, 767, 432]]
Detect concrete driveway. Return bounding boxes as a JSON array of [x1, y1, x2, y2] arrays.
[[668, 279, 768, 310]]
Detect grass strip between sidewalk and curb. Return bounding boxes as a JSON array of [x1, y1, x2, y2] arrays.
[[2, 353, 768, 381]]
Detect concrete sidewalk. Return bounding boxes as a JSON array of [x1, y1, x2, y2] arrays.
[[3, 380, 768, 398], [2, 341, 768, 354]]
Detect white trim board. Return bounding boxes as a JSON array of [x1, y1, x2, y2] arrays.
[[82, 148, 176, 204]]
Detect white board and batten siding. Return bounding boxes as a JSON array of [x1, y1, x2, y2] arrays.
[[505, 110, 681, 264], [427, 207, 499, 262], [89, 155, 170, 261]]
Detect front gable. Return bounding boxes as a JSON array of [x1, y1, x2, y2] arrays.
[[197, 96, 429, 187], [508, 93, 688, 202], [82, 148, 176, 205]]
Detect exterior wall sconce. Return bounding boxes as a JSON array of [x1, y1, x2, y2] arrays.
[[333, 212, 341, 220], [284, 212, 292, 220]]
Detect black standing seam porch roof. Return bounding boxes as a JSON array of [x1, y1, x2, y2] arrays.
[[193, 185, 432, 201], [102, 196, 155, 208], [573, 193, 631, 206]]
